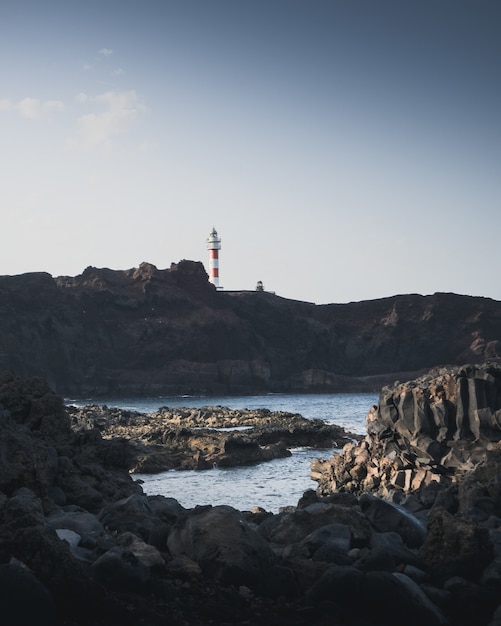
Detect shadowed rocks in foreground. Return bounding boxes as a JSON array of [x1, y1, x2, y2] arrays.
[[2, 367, 501, 624]]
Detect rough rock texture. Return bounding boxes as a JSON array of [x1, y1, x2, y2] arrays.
[[312, 362, 501, 499], [4, 372, 501, 624], [1, 261, 500, 395], [68, 403, 356, 471]]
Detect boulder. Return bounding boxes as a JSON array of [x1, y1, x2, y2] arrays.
[[303, 564, 364, 608], [90, 546, 151, 591], [368, 531, 421, 567], [115, 532, 165, 568], [98, 494, 164, 542], [0, 563, 57, 626], [359, 493, 427, 548], [420, 507, 493, 584], [299, 523, 352, 562], [258, 502, 372, 548], [167, 505, 276, 587], [361, 570, 446, 626], [442, 576, 499, 626], [47, 508, 104, 547]]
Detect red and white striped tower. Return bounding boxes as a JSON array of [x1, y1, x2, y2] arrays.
[[206, 227, 222, 288]]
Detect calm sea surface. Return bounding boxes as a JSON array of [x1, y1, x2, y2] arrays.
[[66, 393, 378, 513]]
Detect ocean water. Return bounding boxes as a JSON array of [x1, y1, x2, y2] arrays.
[[66, 392, 378, 513]]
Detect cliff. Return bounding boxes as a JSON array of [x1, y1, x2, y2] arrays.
[[0, 260, 500, 396], [312, 362, 501, 499]]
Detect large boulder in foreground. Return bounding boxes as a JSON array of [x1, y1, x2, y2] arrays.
[[312, 362, 501, 500], [167, 505, 276, 586]]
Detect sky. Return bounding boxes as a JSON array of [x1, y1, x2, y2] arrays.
[[1, 1, 500, 304]]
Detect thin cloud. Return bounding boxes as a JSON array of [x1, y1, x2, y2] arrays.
[[0, 97, 65, 119], [73, 89, 147, 149], [99, 48, 114, 57]]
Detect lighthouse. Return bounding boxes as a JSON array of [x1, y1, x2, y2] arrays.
[[206, 227, 222, 288]]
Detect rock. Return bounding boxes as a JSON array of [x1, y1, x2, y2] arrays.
[[488, 604, 501, 626], [69, 403, 356, 472], [303, 564, 364, 607], [258, 564, 301, 599], [354, 545, 399, 573], [360, 493, 427, 548], [299, 523, 352, 562], [2, 266, 501, 395], [167, 505, 276, 587], [420, 507, 493, 584], [258, 502, 372, 547], [90, 546, 151, 591], [55, 528, 81, 548], [98, 494, 163, 542], [146, 495, 186, 522], [116, 532, 165, 568], [0, 563, 57, 626], [165, 554, 202, 580], [0, 493, 99, 621], [361, 570, 446, 626], [0, 378, 63, 497], [47, 509, 104, 547], [312, 363, 501, 507], [442, 576, 499, 626], [368, 531, 421, 567]]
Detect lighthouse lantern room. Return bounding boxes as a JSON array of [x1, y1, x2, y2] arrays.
[[206, 227, 222, 288]]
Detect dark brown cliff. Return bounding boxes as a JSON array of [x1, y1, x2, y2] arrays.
[[0, 260, 500, 396]]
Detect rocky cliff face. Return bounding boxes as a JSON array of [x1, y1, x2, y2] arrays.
[[1, 260, 500, 395], [312, 362, 501, 501]]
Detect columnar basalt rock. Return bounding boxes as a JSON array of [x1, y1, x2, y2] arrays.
[[311, 362, 501, 500]]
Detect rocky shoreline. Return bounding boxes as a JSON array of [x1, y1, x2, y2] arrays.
[[2, 366, 501, 624], [67, 403, 358, 472]]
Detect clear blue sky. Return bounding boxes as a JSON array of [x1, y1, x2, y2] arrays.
[[1, 1, 500, 303]]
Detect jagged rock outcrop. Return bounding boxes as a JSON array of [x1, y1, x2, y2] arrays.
[[1, 261, 500, 395], [68, 403, 356, 471], [311, 362, 501, 500]]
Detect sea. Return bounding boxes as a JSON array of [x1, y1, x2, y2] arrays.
[[65, 392, 378, 513]]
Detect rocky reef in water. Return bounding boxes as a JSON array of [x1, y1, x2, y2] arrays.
[[3, 368, 501, 624], [1, 260, 500, 395], [67, 403, 357, 472]]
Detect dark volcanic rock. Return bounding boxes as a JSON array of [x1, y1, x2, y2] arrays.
[[68, 403, 355, 472], [6, 373, 501, 624], [1, 262, 501, 395], [0, 563, 57, 626], [312, 362, 501, 500], [420, 508, 493, 584], [167, 505, 276, 586]]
